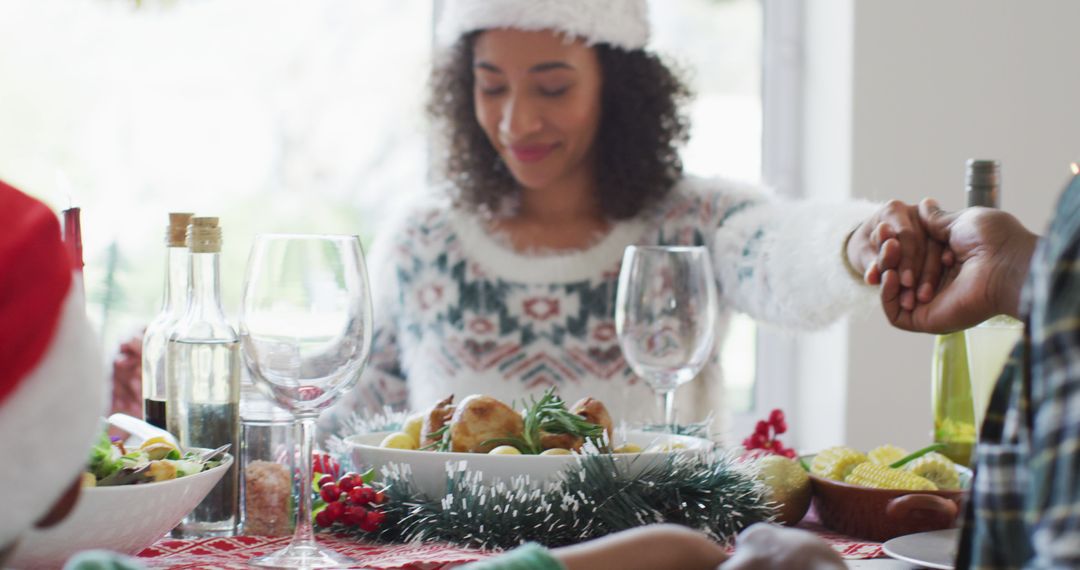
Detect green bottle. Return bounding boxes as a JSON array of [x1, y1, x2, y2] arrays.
[[932, 332, 976, 465], [931, 159, 999, 466]]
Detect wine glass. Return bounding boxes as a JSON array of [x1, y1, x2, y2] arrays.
[[240, 234, 373, 569], [614, 246, 719, 433]]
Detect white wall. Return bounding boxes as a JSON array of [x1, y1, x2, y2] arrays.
[[795, 0, 1080, 452]]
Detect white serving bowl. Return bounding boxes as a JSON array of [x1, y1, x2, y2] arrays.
[[346, 430, 713, 498], [9, 454, 233, 570]]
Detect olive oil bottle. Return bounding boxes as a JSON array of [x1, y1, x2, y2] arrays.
[[931, 159, 999, 466]]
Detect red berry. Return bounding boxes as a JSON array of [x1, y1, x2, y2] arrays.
[[755, 420, 770, 436], [773, 419, 787, 435], [320, 483, 341, 503], [325, 500, 345, 521], [338, 476, 358, 493], [312, 452, 341, 479], [315, 509, 335, 528], [358, 509, 384, 532], [351, 486, 376, 505], [769, 409, 785, 426], [374, 491, 386, 505], [317, 475, 335, 489], [343, 505, 367, 526]]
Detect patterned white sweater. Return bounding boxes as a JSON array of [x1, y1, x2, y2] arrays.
[[327, 176, 877, 436]]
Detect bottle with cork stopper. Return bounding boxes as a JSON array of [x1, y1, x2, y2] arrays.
[[167, 216, 241, 537], [142, 212, 194, 430]]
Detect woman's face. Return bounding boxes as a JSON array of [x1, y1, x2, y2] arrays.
[[472, 29, 603, 192]]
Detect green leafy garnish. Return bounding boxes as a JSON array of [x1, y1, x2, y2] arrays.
[[419, 425, 452, 452], [889, 443, 947, 469], [482, 388, 606, 455]]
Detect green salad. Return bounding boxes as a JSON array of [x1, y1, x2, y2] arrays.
[[84, 432, 224, 487]]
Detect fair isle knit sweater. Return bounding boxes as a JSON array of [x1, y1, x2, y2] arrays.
[[328, 176, 877, 435]]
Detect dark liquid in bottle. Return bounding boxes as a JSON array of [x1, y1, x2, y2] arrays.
[[144, 398, 167, 430]]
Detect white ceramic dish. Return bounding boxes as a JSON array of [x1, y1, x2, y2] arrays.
[[345, 430, 713, 498], [882, 528, 960, 570], [9, 454, 233, 570]]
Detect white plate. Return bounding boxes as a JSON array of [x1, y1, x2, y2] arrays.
[[882, 528, 960, 570], [345, 430, 713, 498]]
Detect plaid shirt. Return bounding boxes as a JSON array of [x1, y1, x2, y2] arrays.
[[957, 174, 1080, 569]]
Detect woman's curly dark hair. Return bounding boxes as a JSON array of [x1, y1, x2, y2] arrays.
[[428, 34, 692, 220]]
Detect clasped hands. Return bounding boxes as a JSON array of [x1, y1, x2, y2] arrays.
[[848, 199, 1039, 334]]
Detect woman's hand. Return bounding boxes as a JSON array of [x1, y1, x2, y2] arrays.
[[881, 199, 1039, 334], [847, 200, 944, 311]]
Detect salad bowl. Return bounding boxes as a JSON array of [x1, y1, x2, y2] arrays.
[[8, 453, 233, 570], [345, 430, 712, 499]]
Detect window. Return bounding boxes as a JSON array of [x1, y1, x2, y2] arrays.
[[0, 0, 433, 353], [649, 0, 764, 423]]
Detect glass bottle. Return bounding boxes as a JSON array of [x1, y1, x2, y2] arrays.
[[142, 212, 193, 430], [931, 159, 999, 466], [167, 216, 240, 537]]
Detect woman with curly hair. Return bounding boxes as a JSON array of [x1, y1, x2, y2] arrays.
[[327, 0, 935, 436]]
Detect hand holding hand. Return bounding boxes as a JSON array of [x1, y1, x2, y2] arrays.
[[848, 200, 945, 311], [881, 199, 1038, 334]]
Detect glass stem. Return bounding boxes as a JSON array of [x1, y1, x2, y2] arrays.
[[661, 389, 677, 434], [292, 417, 317, 547]]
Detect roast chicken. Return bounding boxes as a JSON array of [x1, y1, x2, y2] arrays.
[[448, 395, 525, 453]]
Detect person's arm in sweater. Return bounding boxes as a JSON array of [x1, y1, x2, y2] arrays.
[[705, 179, 932, 328], [460, 525, 728, 570]]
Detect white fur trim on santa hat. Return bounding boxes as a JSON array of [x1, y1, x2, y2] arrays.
[[0, 287, 107, 549], [437, 0, 650, 51]]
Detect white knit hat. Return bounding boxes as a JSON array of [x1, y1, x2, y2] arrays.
[[436, 0, 651, 51], [0, 181, 107, 549]]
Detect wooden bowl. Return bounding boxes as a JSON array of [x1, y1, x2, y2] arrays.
[[809, 472, 966, 542]]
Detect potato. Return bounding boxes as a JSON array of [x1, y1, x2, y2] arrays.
[[489, 445, 522, 455], [380, 432, 419, 450], [402, 413, 424, 447]]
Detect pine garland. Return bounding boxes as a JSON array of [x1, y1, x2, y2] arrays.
[[368, 450, 771, 550], [325, 411, 773, 550]]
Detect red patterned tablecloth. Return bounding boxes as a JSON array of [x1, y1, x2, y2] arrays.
[[795, 510, 884, 560], [136, 515, 884, 569], [137, 536, 487, 569]]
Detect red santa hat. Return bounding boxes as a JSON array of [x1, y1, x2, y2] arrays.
[[0, 180, 107, 548], [436, 0, 651, 51]]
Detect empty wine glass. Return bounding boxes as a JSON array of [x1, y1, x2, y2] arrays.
[[240, 234, 373, 569], [614, 246, 719, 433]]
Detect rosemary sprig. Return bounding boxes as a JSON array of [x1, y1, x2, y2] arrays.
[[419, 425, 452, 452], [483, 388, 605, 454]]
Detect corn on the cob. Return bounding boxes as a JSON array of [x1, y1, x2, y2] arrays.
[[844, 462, 938, 490], [904, 452, 959, 489], [868, 444, 908, 466], [811, 446, 867, 481]]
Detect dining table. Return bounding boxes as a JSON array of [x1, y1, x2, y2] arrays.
[[134, 508, 904, 569]]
